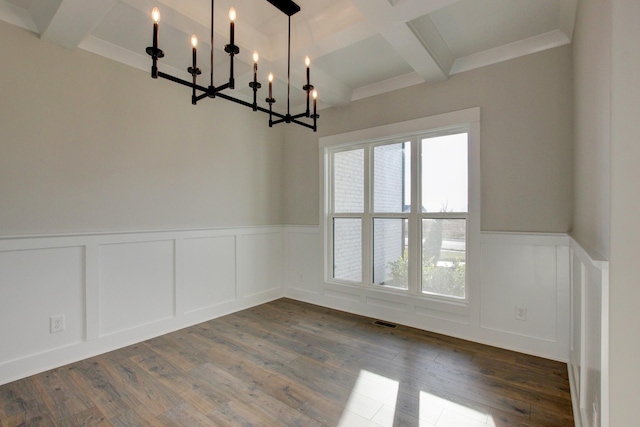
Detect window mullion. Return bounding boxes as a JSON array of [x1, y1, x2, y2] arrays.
[[408, 136, 420, 294], [362, 145, 372, 286]]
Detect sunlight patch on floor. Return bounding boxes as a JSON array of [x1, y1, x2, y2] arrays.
[[419, 391, 496, 426], [338, 370, 498, 426], [338, 370, 399, 427]]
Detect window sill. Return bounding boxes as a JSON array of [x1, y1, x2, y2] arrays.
[[323, 280, 471, 317]]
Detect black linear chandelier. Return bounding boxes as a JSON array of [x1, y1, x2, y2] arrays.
[[146, 0, 319, 131]]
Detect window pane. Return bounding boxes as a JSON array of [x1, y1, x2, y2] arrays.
[[421, 133, 468, 213], [333, 149, 364, 213], [333, 218, 362, 282], [421, 219, 466, 298], [373, 142, 411, 213], [373, 218, 409, 289]]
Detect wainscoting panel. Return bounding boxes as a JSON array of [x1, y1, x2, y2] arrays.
[[414, 304, 471, 325], [0, 226, 577, 388], [284, 227, 571, 361], [0, 227, 284, 386], [480, 242, 560, 341], [285, 227, 324, 296], [99, 240, 175, 336], [0, 246, 85, 364], [366, 296, 408, 312], [183, 235, 237, 314], [236, 231, 283, 299], [569, 238, 609, 427]]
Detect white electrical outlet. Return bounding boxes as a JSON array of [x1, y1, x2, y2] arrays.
[[515, 306, 527, 321], [50, 315, 65, 333]]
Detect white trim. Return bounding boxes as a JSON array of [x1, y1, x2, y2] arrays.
[[450, 30, 571, 75], [569, 364, 584, 427], [351, 72, 425, 102], [85, 244, 100, 341], [320, 107, 481, 148], [482, 231, 571, 246], [568, 236, 610, 427], [320, 107, 481, 305], [600, 262, 609, 427]]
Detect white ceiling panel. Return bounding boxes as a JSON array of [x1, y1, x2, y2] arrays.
[[314, 34, 414, 89], [425, 0, 561, 57], [5, 0, 32, 8], [0, 0, 578, 107]]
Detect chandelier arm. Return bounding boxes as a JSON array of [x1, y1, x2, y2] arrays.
[[290, 118, 315, 130], [215, 82, 230, 92], [290, 111, 309, 120], [157, 70, 286, 119], [158, 71, 208, 92], [216, 91, 286, 119], [195, 92, 209, 103]]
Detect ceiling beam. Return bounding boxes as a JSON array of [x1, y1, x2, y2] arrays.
[[350, 0, 455, 83], [407, 14, 455, 76], [33, 0, 117, 49], [381, 22, 447, 83], [0, 0, 37, 32], [558, 0, 578, 41]]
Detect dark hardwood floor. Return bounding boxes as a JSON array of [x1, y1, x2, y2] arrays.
[[0, 298, 574, 426]]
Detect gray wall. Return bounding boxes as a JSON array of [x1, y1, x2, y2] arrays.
[[572, 0, 611, 259], [283, 45, 574, 233], [609, 0, 640, 424], [573, 0, 640, 424], [0, 21, 284, 236]]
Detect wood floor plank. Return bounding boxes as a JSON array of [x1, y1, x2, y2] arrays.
[[31, 367, 95, 421], [207, 400, 283, 427], [66, 360, 136, 421], [294, 319, 400, 361], [349, 328, 571, 417], [57, 406, 112, 427], [156, 402, 219, 427], [356, 351, 533, 418], [108, 408, 163, 427], [198, 362, 324, 427], [98, 351, 184, 416], [0, 378, 56, 426], [200, 322, 304, 374], [225, 308, 343, 363], [144, 330, 212, 372], [202, 338, 346, 425], [0, 298, 574, 426]]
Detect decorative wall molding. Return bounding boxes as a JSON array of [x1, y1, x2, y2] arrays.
[[568, 237, 609, 427], [0, 226, 285, 386], [284, 226, 572, 362], [0, 225, 577, 387]]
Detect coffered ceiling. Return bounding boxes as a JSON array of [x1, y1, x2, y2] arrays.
[[0, 0, 578, 110]]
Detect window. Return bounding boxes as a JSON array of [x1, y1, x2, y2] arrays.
[[420, 133, 468, 298], [322, 108, 479, 302]]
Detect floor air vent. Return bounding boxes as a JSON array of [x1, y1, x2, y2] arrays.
[[373, 320, 397, 329]]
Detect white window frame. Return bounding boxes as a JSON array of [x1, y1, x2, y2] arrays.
[[320, 107, 480, 304]]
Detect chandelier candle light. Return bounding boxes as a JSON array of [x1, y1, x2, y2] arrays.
[[146, 0, 318, 131]]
